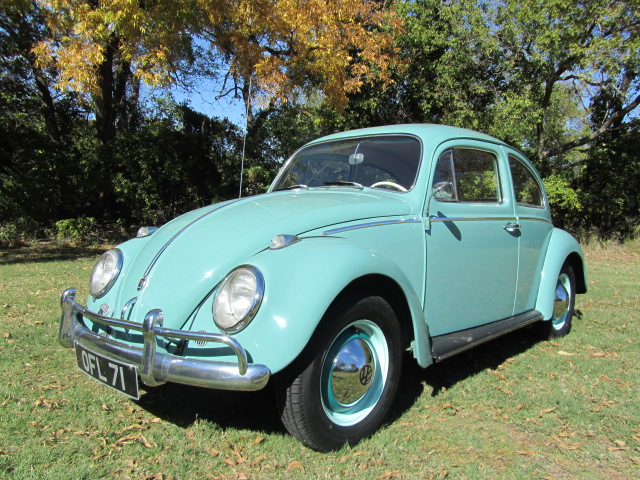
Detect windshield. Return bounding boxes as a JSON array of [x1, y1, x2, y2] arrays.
[[271, 135, 422, 193]]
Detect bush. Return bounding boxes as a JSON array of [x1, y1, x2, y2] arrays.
[[0, 218, 42, 248], [54, 217, 98, 245], [543, 175, 582, 232]]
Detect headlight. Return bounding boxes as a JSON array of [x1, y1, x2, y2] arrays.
[[213, 265, 264, 332], [89, 249, 123, 299]]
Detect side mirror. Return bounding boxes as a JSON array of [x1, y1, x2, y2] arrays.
[[426, 181, 454, 230], [432, 181, 454, 199], [348, 153, 364, 165]]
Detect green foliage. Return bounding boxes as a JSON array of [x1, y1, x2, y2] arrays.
[[54, 218, 97, 245], [543, 175, 582, 232], [579, 122, 640, 239], [106, 107, 244, 225], [1, 0, 639, 241]]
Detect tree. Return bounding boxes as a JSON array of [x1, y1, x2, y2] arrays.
[[489, 0, 640, 168], [0, 0, 91, 227], [33, 0, 402, 141], [1, 0, 62, 143], [199, 0, 402, 129], [34, 0, 197, 144]]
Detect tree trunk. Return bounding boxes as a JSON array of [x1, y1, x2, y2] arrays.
[[93, 36, 119, 146]]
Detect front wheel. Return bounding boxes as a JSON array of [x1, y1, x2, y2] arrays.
[[277, 295, 402, 451], [540, 263, 576, 338]]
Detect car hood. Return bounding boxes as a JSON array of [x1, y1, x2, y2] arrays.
[[109, 190, 414, 328]]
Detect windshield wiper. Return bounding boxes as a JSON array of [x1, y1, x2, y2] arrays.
[[323, 181, 364, 189], [277, 184, 309, 191]]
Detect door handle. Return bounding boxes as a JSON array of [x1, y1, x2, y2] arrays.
[[503, 222, 521, 233]]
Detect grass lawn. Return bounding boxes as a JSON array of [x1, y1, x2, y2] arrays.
[[1, 241, 638, 479]]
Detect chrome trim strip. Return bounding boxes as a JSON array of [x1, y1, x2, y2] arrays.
[[142, 199, 243, 279], [323, 217, 421, 235], [430, 216, 516, 223], [59, 289, 270, 391], [518, 216, 553, 224], [430, 216, 552, 225], [120, 297, 137, 321]]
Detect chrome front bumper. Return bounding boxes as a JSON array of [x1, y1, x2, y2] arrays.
[[59, 289, 270, 391]]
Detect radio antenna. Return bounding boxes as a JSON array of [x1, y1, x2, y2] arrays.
[[239, 74, 252, 198]]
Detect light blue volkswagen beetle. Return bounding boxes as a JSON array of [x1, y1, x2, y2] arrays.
[[59, 124, 586, 451]]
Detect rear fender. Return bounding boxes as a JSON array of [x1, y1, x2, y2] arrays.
[[535, 228, 587, 320]]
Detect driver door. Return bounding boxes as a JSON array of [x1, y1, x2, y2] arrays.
[[424, 143, 519, 336]]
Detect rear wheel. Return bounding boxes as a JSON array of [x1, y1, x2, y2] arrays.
[[277, 295, 402, 452], [540, 263, 575, 338]]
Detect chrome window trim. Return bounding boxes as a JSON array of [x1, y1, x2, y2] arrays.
[[323, 217, 422, 235], [270, 133, 424, 193], [433, 147, 504, 205], [508, 154, 547, 209]]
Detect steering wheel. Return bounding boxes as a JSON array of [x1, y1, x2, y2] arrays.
[[370, 181, 407, 192]]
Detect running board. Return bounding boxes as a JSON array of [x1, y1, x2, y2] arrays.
[[431, 310, 543, 362]]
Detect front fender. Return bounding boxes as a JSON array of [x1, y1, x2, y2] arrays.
[[535, 228, 587, 320], [228, 236, 430, 373]]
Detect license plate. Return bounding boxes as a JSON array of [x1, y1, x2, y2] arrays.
[[75, 343, 139, 399]]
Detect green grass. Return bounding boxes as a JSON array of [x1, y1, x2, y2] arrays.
[[1, 241, 639, 479]]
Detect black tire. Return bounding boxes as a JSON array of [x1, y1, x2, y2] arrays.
[[277, 294, 402, 452], [539, 263, 575, 338]]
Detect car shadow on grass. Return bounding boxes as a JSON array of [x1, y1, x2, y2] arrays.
[[385, 325, 545, 425], [136, 325, 548, 438], [136, 381, 287, 435]]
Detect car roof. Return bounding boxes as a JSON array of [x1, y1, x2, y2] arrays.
[[309, 124, 509, 148]]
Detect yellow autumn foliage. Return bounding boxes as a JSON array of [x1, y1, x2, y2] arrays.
[[33, 0, 402, 108]]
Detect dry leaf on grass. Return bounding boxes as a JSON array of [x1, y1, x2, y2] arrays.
[[286, 461, 305, 473]]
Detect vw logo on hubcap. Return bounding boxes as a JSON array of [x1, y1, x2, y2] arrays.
[[359, 364, 373, 386]]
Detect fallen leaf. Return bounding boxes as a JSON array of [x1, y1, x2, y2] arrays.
[[552, 435, 581, 450], [286, 461, 305, 473], [116, 424, 143, 434], [379, 470, 401, 480], [139, 435, 155, 448]]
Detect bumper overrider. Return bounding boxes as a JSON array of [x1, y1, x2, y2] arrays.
[[59, 288, 271, 392]]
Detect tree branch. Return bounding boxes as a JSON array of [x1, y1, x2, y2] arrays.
[[541, 91, 640, 159]]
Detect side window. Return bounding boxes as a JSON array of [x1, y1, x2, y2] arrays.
[[433, 148, 501, 203], [509, 155, 544, 207]]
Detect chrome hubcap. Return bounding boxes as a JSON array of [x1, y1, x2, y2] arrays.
[[552, 273, 570, 329], [331, 338, 375, 405], [320, 320, 389, 426]]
